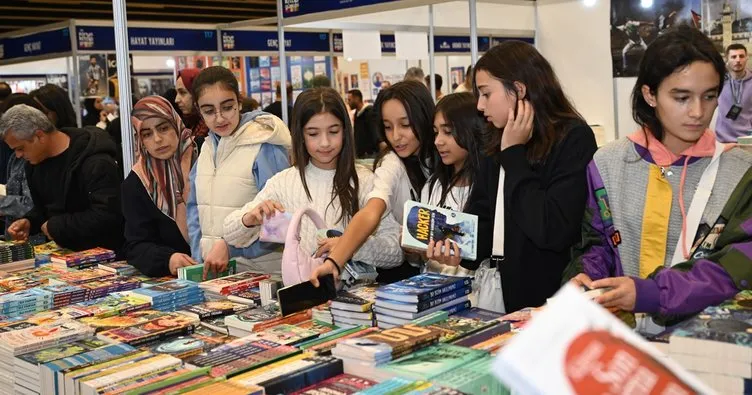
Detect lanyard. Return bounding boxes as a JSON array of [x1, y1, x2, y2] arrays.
[[730, 77, 744, 105]]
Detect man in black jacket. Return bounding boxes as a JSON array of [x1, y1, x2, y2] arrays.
[[0, 104, 124, 253], [347, 89, 382, 158]]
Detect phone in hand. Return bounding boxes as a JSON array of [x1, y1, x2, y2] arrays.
[[277, 274, 337, 316]]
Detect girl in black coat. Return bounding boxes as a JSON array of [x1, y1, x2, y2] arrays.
[[442, 41, 598, 313], [122, 96, 198, 277]]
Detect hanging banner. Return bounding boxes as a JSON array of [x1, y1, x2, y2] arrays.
[[222, 31, 330, 52], [283, 0, 401, 18], [76, 26, 217, 52], [0, 28, 71, 61], [332, 33, 395, 54]]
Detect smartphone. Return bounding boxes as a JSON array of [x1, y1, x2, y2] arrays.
[[277, 274, 337, 316]]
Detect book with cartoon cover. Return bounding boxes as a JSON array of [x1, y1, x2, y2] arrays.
[[80, 310, 170, 331], [401, 201, 477, 260], [97, 314, 198, 346], [331, 285, 378, 312], [0, 321, 94, 356], [375, 273, 472, 303]]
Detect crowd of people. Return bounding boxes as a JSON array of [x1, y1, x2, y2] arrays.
[[0, 25, 749, 333]]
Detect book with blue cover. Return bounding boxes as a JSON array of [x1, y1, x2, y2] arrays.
[[39, 343, 137, 395], [375, 287, 471, 313], [401, 201, 478, 260], [375, 273, 471, 303]]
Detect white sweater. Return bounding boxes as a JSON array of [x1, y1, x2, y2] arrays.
[[365, 151, 418, 222], [420, 180, 473, 277], [223, 163, 403, 268]]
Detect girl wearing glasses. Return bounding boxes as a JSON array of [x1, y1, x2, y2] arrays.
[[186, 66, 291, 278]]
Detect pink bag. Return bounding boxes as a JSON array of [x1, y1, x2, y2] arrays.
[[281, 207, 328, 286]]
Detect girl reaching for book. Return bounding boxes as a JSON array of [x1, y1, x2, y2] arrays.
[[564, 25, 752, 333], [122, 96, 196, 277], [309, 80, 436, 286], [223, 88, 403, 273], [421, 92, 484, 276], [185, 66, 291, 278]]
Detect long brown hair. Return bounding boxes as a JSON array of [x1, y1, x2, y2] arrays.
[[473, 41, 583, 164], [290, 88, 359, 224]]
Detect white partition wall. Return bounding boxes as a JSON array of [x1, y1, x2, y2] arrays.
[[535, 0, 616, 144]]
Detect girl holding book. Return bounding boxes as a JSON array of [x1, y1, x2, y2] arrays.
[[122, 96, 196, 277], [309, 80, 436, 286], [186, 66, 291, 277], [223, 88, 403, 271], [565, 26, 752, 332], [466, 41, 598, 313], [421, 92, 484, 276]]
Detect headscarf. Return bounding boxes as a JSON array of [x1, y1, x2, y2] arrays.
[[177, 68, 209, 139], [131, 96, 196, 241]]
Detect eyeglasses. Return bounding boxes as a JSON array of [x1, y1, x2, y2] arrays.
[[200, 105, 238, 120]]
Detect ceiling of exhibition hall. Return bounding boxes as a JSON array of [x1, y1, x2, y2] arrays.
[[0, 0, 277, 34]]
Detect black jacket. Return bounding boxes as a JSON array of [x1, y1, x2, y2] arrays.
[[24, 127, 124, 253], [462, 122, 597, 312], [353, 106, 381, 158], [263, 101, 293, 126], [122, 172, 191, 277]]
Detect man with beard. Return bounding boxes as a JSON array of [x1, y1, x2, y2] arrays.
[[716, 43, 752, 143]]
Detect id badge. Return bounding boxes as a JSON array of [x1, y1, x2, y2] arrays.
[[726, 104, 742, 120]]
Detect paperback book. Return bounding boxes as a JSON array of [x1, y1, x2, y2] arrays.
[[401, 201, 478, 260], [375, 273, 472, 304]]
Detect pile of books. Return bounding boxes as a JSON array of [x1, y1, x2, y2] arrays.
[[178, 300, 252, 321], [224, 306, 310, 338], [667, 290, 752, 394], [224, 353, 343, 394], [0, 288, 53, 316], [331, 323, 443, 379], [147, 325, 236, 361], [50, 247, 116, 270], [12, 337, 110, 394], [130, 279, 204, 312], [0, 241, 35, 272], [96, 312, 199, 347], [77, 276, 142, 300], [185, 336, 300, 378], [329, 285, 377, 327], [48, 268, 116, 286], [97, 261, 138, 277], [0, 320, 94, 395], [38, 284, 86, 309], [227, 289, 262, 306], [373, 273, 472, 328], [67, 292, 152, 319], [177, 260, 237, 282], [199, 271, 271, 299]]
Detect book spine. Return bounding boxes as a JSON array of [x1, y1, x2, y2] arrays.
[[418, 278, 472, 302], [416, 288, 470, 312]]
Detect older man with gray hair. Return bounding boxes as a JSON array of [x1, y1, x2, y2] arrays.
[[0, 104, 124, 253]]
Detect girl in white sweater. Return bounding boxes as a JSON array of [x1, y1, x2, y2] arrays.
[[223, 88, 403, 271]]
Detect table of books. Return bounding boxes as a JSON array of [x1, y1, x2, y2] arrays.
[[0, 241, 745, 394]]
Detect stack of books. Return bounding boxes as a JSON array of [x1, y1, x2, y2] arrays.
[[38, 284, 85, 309], [373, 343, 487, 382], [68, 292, 151, 319], [148, 325, 235, 360], [97, 261, 138, 277], [130, 279, 204, 312], [227, 289, 262, 306], [312, 303, 333, 325], [186, 337, 300, 378], [258, 277, 282, 306], [0, 288, 53, 316], [77, 353, 184, 395], [331, 323, 443, 378], [0, 241, 35, 272], [38, 343, 137, 395], [330, 285, 377, 327], [31, 242, 67, 265], [224, 307, 310, 338], [227, 354, 343, 394], [96, 312, 199, 347], [373, 273, 472, 328], [0, 321, 94, 394], [48, 268, 116, 286], [77, 277, 142, 300], [50, 247, 116, 270], [177, 260, 237, 282], [178, 300, 252, 321], [12, 338, 109, 394], [668, 290, 752, 394], [199, 272, 271, 298], [80, 310, 171, 332], [291, 373, 377, 394]]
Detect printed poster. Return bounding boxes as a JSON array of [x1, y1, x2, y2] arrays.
[[79, 54, 107, 98]]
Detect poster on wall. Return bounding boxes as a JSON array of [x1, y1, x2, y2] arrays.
[[450, 67, 465, 88], [611, 0, 702, 77], [79, 54, 108, 97], [302, 58, 315, 89], [350, 74, 359, 89]]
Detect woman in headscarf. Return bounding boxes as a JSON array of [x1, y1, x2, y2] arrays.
[[175, 68, 209, 151], [122, 96, 197, 277]]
